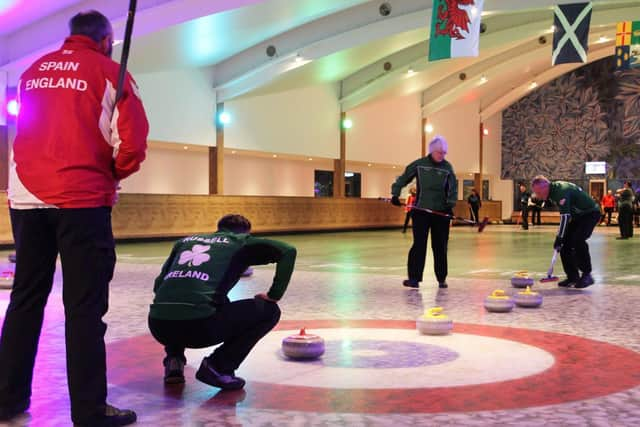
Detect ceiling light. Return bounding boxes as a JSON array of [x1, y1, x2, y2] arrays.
[[272, 154, 278, 158], [598, 36, 609, 43], [183, 146, 188, 150], [407, 68, 415, 76], [295, 54, 303, 62], [528, 81, 538, 90], [231, 150, 237, 154], [479, 76, 488, 84], [424, 123, 434, 133]]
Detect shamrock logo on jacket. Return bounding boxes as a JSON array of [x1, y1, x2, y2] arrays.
[[178, 244, 211, 266]]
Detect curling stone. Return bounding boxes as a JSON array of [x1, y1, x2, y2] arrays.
[[484, 289, 515, 313], [514, 286, 543, 308], [511, 271, 534, 288], [0, 271, 14, 290], [241, 267, 254, 277], [282, 328, 325, 360], [416, 307, 453, 335]]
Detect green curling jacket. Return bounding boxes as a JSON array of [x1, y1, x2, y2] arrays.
[[391, 154, 458, 212], [150, 230, 296, 320]]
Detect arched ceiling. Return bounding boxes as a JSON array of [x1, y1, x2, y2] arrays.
[[1, 0, 639, 119]]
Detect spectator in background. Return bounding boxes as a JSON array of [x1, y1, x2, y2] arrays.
[[467, 188, 482, 224], [529, 193, 543, 226], [616, 182, 634, 239], [601, 190, 616, 226], [518, 182, 531, 230], [402, 187, 417, 233], [634, 186, 640, 228]]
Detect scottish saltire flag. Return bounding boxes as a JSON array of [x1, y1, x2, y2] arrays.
[[552, 2, 592, 65], [615, 21, 640, 70], [428, 0, 484, 62]]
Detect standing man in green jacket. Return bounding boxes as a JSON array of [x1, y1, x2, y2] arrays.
[[148, 214, 296, 389], [616, 181, 634, 239], [390, 135, 458, 289], [532, 176, 600, 288]]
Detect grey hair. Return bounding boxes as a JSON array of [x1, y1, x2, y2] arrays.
[[531, 175, 550, 187]]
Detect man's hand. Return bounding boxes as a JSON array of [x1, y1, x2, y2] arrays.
[[391, 196, 402, 207], [255, 293, 278, 303], [553, 236, 564, 250]]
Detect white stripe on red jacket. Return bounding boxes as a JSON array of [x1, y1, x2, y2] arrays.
[[9, 35, 148, 209]]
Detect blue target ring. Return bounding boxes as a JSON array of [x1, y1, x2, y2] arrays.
[[300, 340, 459, 368]]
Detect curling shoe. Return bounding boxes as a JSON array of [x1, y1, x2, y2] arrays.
[[196, 358, 245, 390], [73, 404, 136, 427], [575, 273, 594, 289], [163, 357, 185, 384]]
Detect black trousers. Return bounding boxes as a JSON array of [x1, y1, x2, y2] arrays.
[[0, 208, 115, 424], [148, 298, 281, 374], [407, 210, 450, 284], [560, 211, 600, 281], [530, 207, 541, 225], [603, 207, 614, 224], [520, 204, 529, 228], [618, 205, 634, 238], [402, 211, 412, 232], [469, 205, 480, 223]]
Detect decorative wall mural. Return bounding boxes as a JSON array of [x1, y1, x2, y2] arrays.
[[502, 57, 640, 180]]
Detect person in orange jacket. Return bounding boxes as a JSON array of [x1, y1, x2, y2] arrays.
[[601, 190, 616, 225], [402, 187, 417, 233]]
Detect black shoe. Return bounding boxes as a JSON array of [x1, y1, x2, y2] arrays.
[[575, 273, 594, 289], [402, 279, 419, 288], [438, 282, 448, 289], [74, 404, 136, 427], [0, 400, 29, 421], [558, 278, 577, 287], [195, 358, 245, 390], [616, 236, 629, 240], [164, 357, 185, 384]]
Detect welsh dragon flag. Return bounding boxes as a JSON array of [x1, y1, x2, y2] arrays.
[[429, 0, 484, 61]]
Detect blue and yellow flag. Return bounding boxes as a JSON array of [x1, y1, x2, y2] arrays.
[[615, 21, 640, 70]]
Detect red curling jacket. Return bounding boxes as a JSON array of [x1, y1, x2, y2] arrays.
[[601, 194, 616, 209], [9, 35, 148, 209]]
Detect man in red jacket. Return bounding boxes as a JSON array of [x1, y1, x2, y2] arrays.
[[0, 11, 148, 427]]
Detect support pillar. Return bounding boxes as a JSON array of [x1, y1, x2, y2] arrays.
[[474, 122, 485, 196], [209, 102, 224, 195], [421, 116, 427, 157], [334, 112, 346, 198]]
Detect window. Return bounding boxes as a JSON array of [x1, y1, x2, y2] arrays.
[[314, 170, 333, 197], [345, 172, 361, 198]]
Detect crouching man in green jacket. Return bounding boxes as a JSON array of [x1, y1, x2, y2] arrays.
[[148, 214, 296, 389]]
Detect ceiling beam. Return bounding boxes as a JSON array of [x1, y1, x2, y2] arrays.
[[213, 0, 433, 101]]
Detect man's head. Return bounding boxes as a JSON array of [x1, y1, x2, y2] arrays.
[[607, 190, 613, 195], [518, 182, 527, 192], [428, 135, 448, 163], [623, 181, 632, 189], [217, 214, 251, 234], [69, 11, 114, 58], [531, 175, 551, 200]]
